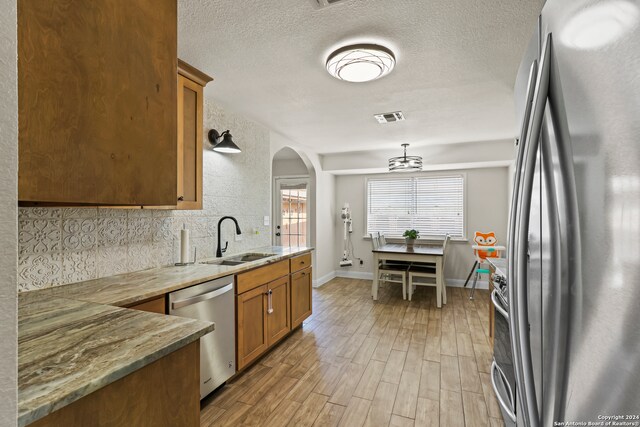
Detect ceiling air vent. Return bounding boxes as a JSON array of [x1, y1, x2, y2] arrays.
[[309, 0, 349, 9], [374, 111, 405, 124]]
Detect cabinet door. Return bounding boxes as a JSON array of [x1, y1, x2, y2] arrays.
[[176, 75, 203, 210], [237, 284, 268, 370], [291, 267, 312, 329], [18, 0, 177, 206], [267, 276, 290, 346], [127, 296, 165, 314]]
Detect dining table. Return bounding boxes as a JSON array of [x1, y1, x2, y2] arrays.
[[371, 243, 445, 300]]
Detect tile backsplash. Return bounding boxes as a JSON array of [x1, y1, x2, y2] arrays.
[[18, 101, 272, 291]]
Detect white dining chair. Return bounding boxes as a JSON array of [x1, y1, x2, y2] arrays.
[[371, 232, 408, 300], [370, 231, 380, 249], [408, 234, 451, 307]]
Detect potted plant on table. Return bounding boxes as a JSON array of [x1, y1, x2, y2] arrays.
[[403, 229, 420, 247]]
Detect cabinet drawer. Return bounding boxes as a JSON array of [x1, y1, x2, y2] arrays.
[[289, 253, 311, 273], [236, 260, 289, 294]]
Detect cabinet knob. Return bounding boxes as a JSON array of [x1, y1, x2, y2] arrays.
[[178, 196, 184, 201]]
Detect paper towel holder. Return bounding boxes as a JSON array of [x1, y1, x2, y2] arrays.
[[175, 247, 197, 267]]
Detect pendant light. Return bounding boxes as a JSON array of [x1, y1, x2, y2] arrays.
[[388, 144, 422, 172]]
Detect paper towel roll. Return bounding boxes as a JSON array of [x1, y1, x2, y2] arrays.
[[180, 228, 190, 264]]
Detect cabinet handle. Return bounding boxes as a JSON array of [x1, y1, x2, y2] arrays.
[[267, 289, 274, 314], [301, 272, 306, 276], [178, 196, 184, 201]]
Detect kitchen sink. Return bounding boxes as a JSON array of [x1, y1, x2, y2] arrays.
[[202, 253, 276, 266], [218, 260, 246, 266], [236, 253, 275, 262]]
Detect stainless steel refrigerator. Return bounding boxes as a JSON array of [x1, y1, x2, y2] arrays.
[[508, 1, 640, 426]]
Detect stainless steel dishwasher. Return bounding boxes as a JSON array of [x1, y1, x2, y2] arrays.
[[169, 275, 235, 399]]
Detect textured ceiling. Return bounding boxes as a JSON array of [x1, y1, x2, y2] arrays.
[[178, 0, 544, 154]]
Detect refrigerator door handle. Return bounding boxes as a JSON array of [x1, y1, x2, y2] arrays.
[[491, 360, 517, 422], [512, 33, 552, 427], [508, 59, 538, 427]]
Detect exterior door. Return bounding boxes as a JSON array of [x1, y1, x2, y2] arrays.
[[274, 178, 309, 248]]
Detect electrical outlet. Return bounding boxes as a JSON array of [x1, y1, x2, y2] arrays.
[[263, 216, 270, 226]]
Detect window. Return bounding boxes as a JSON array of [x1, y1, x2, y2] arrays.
[[366, 175, 465, 238]]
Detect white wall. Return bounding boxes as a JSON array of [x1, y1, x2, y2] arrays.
[[0, 0, 18, 422], [334, 168, 510, 284], [272, 157, 309, 177], [17, 101, 272, 291]]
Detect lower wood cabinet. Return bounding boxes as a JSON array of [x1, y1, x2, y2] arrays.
[[266, 276, 290, 346], [29, 341, 200, 427], [290, 267, 312, 329], [235, 254, 312, 372], [126, 296, 166, 314], [237, 284, 269, 370]]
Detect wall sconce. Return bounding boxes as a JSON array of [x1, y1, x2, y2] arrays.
[[208, 129, 242, 153]]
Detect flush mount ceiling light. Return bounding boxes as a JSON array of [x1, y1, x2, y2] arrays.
[[326, 44, 395, 83], [208, 129, 242, 153], [560, 0, 638, 50], [389, 144, 422, 172]]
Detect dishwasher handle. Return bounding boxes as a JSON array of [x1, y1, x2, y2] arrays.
[[171, 283, 233, 310]]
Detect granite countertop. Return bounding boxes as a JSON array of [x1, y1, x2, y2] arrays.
[[30, 246, 314, 307], [18, 293, 214, 426], [487, 257, 508, 279], [19, 246, 312, 426]]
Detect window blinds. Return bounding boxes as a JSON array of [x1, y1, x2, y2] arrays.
[[366, 175, 464, 238]]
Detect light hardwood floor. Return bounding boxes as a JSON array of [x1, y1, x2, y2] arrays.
[[201, 278, 504, 427]]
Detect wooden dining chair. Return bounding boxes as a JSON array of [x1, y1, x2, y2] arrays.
[[408, 234, 451, 307], [371, 232, 408, 300]]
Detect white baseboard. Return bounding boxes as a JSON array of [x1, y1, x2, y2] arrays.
[[335, 270, 374, 280], [446, 278, 489, 290], [313, 271, 336, 288], [319, 271, 489, 290]]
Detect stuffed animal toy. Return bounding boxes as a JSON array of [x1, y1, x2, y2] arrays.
[[474, 231, 499, 259]]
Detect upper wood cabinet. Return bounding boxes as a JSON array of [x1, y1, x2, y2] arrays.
[[18, 0, 178, 206], [176, 60, 212, 210]]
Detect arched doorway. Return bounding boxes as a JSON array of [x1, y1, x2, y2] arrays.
[[272, 147, 313, 248]]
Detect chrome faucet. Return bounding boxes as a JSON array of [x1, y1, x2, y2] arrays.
[[216, 216, 242, 257]]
